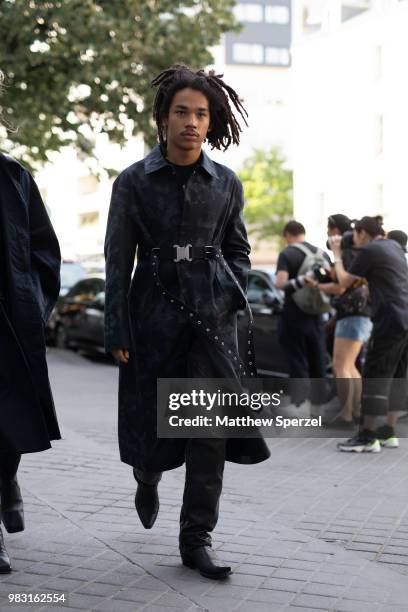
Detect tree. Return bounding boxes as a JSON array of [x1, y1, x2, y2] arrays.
[[238, 148, 293, 245], [0, 0, 239, 170]]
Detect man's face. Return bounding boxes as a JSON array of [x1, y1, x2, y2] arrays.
[[162, 88, 210, 154]]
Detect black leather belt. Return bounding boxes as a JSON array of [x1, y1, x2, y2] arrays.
[[151, 245, 218, 262]]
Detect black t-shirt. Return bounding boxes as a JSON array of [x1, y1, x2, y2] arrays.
[[169, 159, 199, 188], [348, 238, 408, 336], [276, 241, 330, 317]]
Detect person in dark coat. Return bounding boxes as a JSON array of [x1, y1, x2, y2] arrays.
[[104, 64, 270, 579], [0, 129, 61, 571]]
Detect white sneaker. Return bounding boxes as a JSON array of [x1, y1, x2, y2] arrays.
[[379, 436, 399, 448], [337, 436, 381, 453]]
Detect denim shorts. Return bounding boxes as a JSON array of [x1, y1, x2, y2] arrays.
[[335, 315, 373, 343]]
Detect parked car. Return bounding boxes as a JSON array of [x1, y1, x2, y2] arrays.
[[60, 260, 87, 296], [237, 267, 289, 377], [48, 277, 106, 353], [46, 260, 87, 344], [49, 268, 287, 367]]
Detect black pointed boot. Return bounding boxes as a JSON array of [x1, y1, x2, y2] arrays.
[[0, 527, 11, 573], [181, 546, 231, 579], [133, 469, 161, 529]]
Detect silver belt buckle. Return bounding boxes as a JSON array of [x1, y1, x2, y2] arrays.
[[173, 244, 192, 262]]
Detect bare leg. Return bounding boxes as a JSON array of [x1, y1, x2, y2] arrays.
[[332, 337, 363, 421]]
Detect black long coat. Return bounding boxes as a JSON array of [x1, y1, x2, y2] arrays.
[[104, 145, 270, 472], [0, 153, 61, 453]]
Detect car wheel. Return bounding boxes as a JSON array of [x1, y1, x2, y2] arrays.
[[55, 325, 68, 349]]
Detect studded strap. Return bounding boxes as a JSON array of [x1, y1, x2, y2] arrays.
[[150, 249, 257, 379]]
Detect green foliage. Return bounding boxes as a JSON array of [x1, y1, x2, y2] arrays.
[[238, 148, 293, 245], [0, 0, 239, 170]]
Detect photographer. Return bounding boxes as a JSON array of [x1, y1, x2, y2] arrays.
[[275, 221, 331, 411], [317, 215, 372, 427], [331, 216, 408, 452]]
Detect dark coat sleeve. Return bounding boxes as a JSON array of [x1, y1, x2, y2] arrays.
[[221, 177, 251, 296], [104, 171, 138, 353], [23, 170, 61, 323]]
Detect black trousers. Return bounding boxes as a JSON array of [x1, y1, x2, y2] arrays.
[[279, 310, 327, 405], [135, 437, 226, 552], [134, 320, 233, 552], [0, 452, 20, 479], [362, 330, 408, 417]]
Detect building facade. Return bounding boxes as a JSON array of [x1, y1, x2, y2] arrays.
[[209, 0, 293, 171], [291, 0, 408, 247]]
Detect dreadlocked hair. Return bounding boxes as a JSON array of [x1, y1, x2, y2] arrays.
[[151, 64, 248, 151]]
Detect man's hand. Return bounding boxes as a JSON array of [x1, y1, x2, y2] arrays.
[[304, 276, 318, 288], [112, 349, 130, 364]]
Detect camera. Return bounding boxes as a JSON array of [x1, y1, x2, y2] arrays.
[[310, 264, 332, 284], [284, 264, 331, 293]]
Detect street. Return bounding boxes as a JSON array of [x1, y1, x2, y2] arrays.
[[1, 348, 408, 612]]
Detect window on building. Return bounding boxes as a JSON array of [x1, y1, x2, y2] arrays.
[[232, 43, 264, 64], [77, 174, 98, 195], [79, 211, 99, 227], [265, 46, 290, 66], [265, 5, 290, 24], [233, 3, 263, 23]]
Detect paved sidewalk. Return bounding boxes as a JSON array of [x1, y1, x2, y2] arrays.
[[1, 349, 408, 612]]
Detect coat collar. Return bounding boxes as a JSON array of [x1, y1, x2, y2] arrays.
[[144, 144, 219, 179]]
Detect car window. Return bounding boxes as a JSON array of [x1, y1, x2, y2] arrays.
[[60, 263, 86, 290], [247, 274, 270, 304]]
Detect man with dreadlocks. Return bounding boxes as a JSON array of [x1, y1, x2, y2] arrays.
[[104, 64, 270, 579]]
